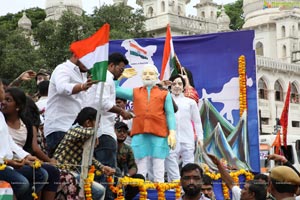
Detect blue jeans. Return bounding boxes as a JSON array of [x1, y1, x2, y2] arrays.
[[94, 135, 117, 168], [41, 164, 60, 192], [46, 131, 66, 157], [0, 165, 47, 200], [94, 135, 117, 200]]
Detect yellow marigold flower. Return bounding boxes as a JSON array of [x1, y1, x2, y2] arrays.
[[32, 192, 38, 200]]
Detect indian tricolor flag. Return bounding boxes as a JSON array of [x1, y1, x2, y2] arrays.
[[0, 181, 13, 200], [70, 23, 110, 82], [129, 42, 147, 60], [160, 24, 177, 81]]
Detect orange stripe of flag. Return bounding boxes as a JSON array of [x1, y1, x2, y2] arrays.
[[129, 42, 147, 55], [70, 23, 110, 58], [160, 24, 171, 80]]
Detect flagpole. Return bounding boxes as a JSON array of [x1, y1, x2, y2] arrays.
[[89, 81, 105, 165], [79, 82, 105, 199]]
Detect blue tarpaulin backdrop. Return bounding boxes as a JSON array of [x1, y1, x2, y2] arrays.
[[109, 30, 259, 173]]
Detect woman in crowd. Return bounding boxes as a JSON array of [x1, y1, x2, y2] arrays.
[[1, 87, 60, 200], [53, 107, 116, 200], [0, 79, 47, 200]]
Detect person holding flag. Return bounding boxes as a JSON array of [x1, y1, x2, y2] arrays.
[[68, 23, 133, 200], [44, 46, 96, 157]]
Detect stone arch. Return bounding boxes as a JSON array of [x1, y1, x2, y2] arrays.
[[201, 11, 205, 18], [255, 41, 264, 56], [258, 77, 268, 100], [178, 5, 182, 15], [281, 25, 286, 38], [282, 45, 287, 58], [274, 80, 284, 101], [161, 1, 165, 12], [291, 81, 299, 103], [147, 6, 154, 17]]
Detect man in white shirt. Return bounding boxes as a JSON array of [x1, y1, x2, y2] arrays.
[[44, 53, 96, 156], [85, 52, 133, 200]]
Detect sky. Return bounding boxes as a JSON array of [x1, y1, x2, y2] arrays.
[[1, 0, 236, 16]]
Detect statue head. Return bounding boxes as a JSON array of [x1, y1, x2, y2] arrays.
[[141, 64, 159, 87]]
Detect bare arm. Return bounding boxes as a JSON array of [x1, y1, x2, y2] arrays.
[[32, 126, 56, 164], [208, 154, 235, 189]]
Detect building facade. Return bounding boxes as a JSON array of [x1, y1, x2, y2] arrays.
[[243, 0, 300, 135]]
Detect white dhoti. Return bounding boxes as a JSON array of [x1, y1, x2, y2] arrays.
[[136, 156, 165, 182]]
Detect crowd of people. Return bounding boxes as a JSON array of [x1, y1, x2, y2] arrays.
[[1, 49, 300, 200]]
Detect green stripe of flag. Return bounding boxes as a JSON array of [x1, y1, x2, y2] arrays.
[[170, 57, 178, 76], [0, 195, 13, 200], [91, 61, 108, 81]]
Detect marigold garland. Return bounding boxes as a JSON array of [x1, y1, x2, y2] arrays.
[[32, 160, 42, 200], [32, 160, 42, 169], [84, 165, 95, 200], [238, 55, 247, 117], [205, 168, 254, 199], [0, 164, 6, 171], [107, 176, 181, 200]]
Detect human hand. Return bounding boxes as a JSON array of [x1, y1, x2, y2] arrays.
[[119, 68, 137, 80], [102, 166, 116, 176], [49, 158, 58, 165], [24, 155, 38, 166], [267, 154, 287, 163], [168, 130, 176, 150], [81, 77, 98, 91], [207, 154, 220, 166], [19, 70, 36, 81], [6, 159, 25, 169], [120, 110, 133, 120], [158, 80, 172, 89]]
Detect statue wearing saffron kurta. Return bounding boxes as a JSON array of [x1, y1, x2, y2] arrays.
[[115, 64, 176, 182]]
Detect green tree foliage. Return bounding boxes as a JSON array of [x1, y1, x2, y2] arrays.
[[33, 11, 95, 70], [224, 0, 244, 30], [0, 30, 39, 87], [0, 3, 148, 86], [92, 3, 147, 39], [0, 8, 46, 31]]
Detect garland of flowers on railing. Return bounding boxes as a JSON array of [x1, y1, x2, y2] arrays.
[[84, 165, 96, 200], [238, 55, 247, 117], [204, 167, 254, 200], [32, 160, 42, 200], [107, 176, 181, 200], [0, 159, 42, 199]]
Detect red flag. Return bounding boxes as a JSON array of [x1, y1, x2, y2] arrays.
[[272, 130, 282, 155], [280, 82, 291, 147]]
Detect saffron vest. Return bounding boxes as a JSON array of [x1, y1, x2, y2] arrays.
[[131, 86, 169, 137]]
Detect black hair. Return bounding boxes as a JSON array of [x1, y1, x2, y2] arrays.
[[109, 52, 129, 65], [1, 78, 9, 86], [180, 163, 203, 178], [38, 80, 49, 96], [24, 96, 41, 128], [73, 107, 97, 126], [202, 174, 213, 185], [182, 68, 195, 88], [247, 180, 267, 200], [116, 97, 127, 103], [254, 173, 269, 183], [5, 87, 27, 116], [169, 74, 186, 88]]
